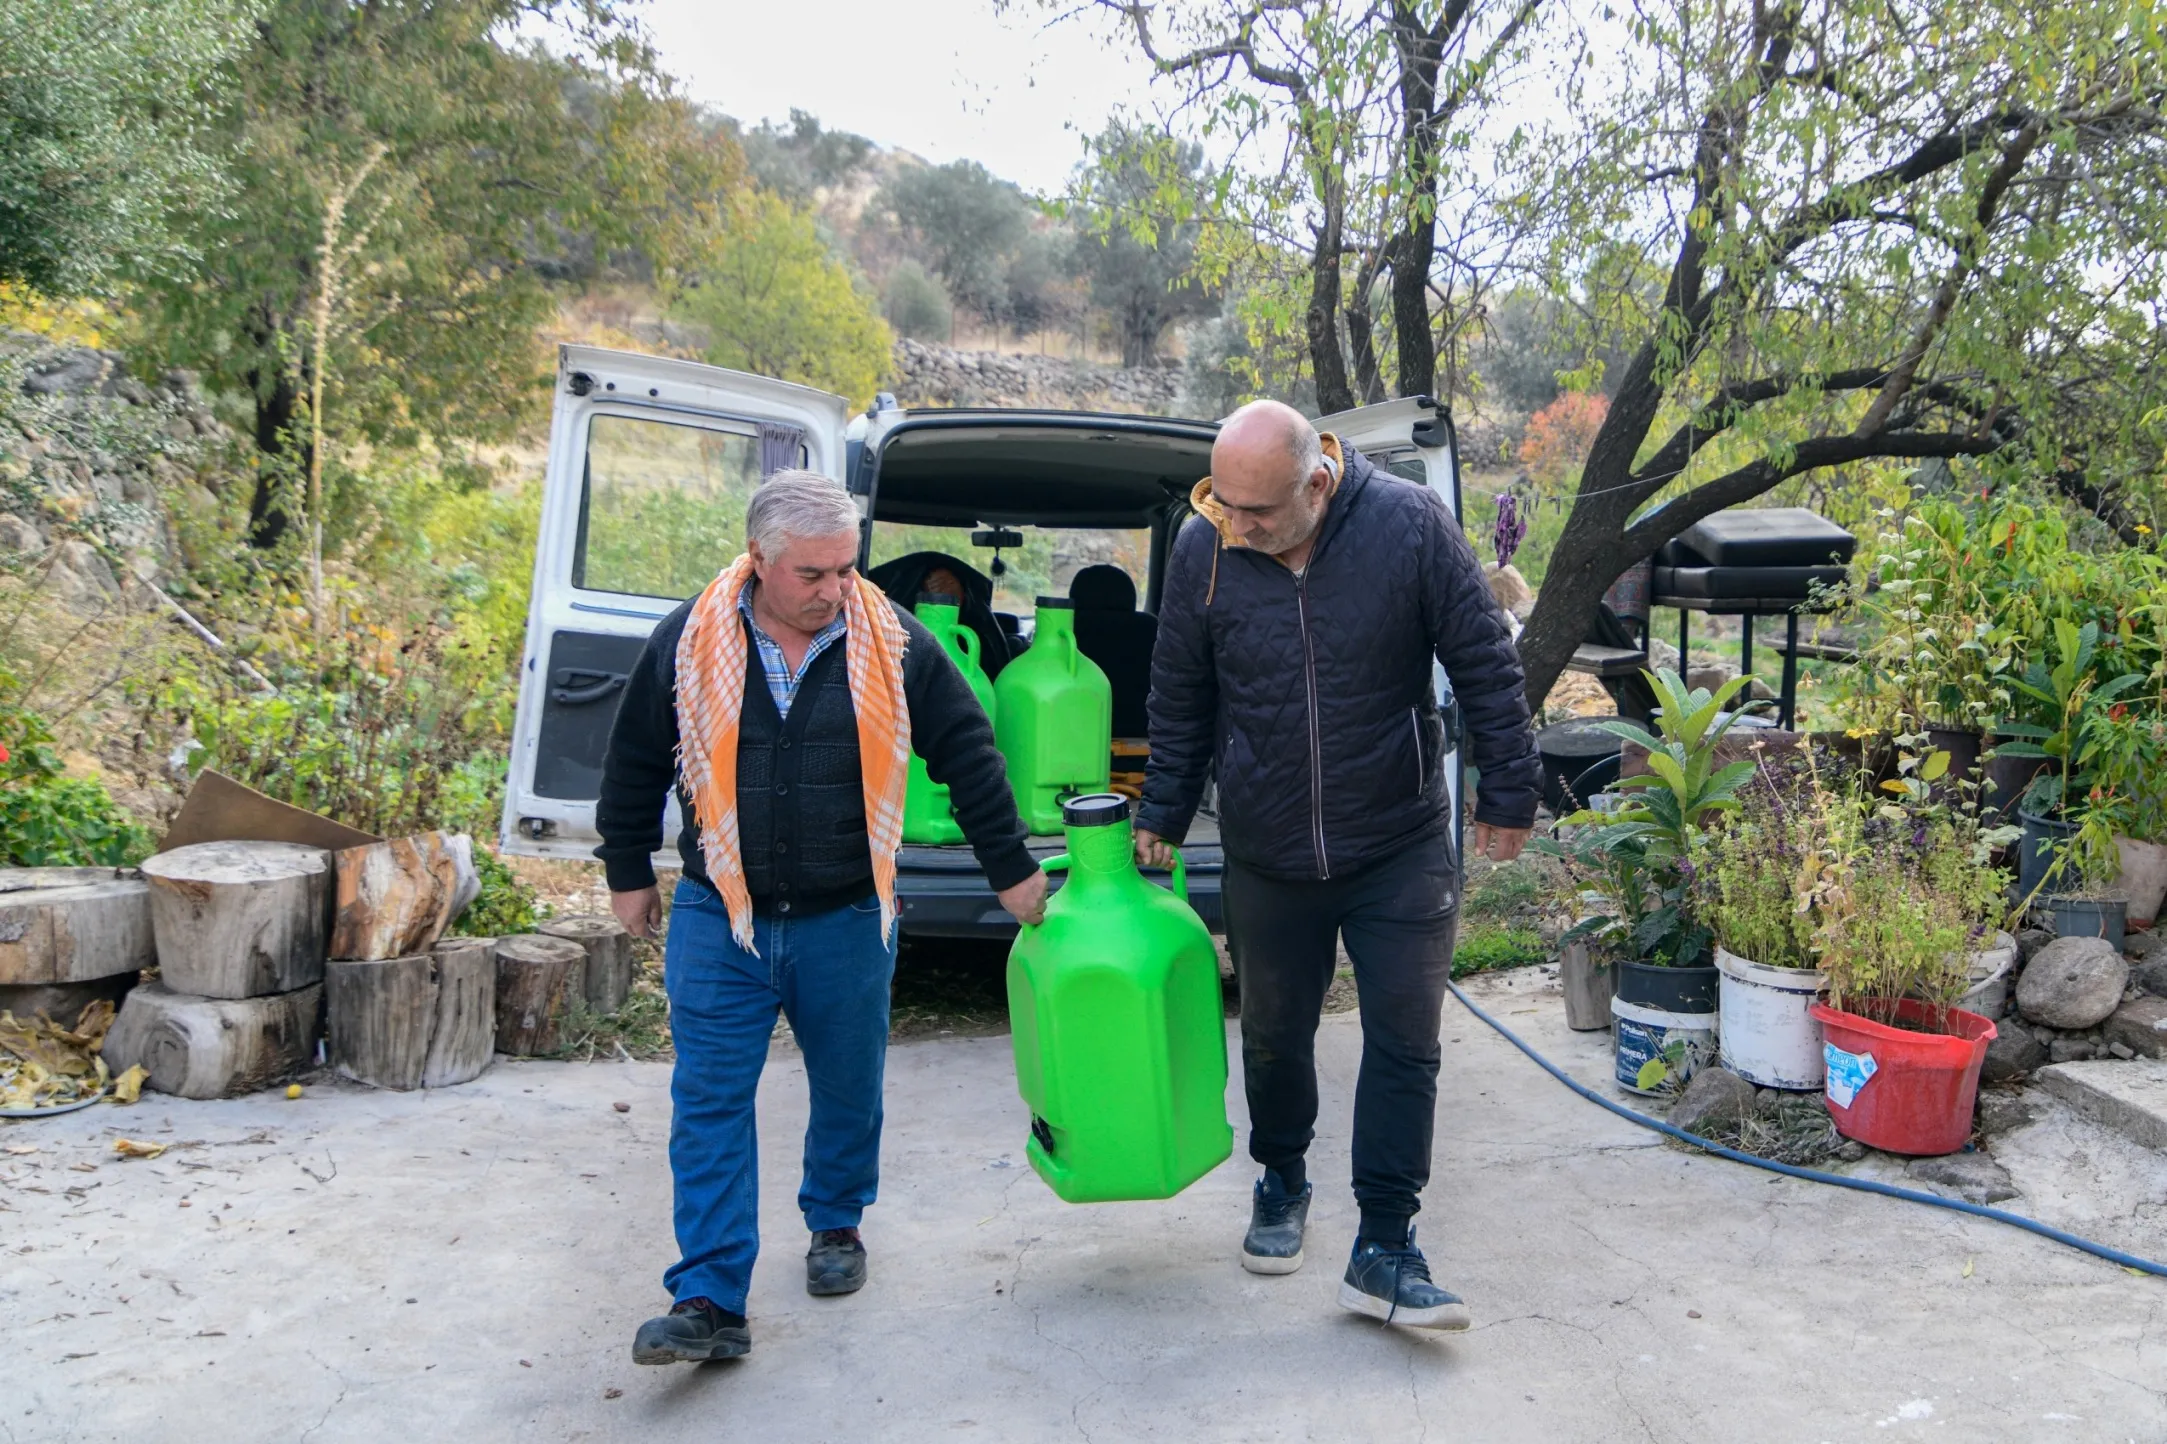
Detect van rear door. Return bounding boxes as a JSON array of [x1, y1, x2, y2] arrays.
[[500, 344, 850, 861]]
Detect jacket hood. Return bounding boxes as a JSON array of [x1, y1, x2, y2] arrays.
[[1189, 432, 1359, 603]]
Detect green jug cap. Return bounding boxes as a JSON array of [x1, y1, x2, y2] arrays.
[[1061, 793, 1129, 828], [1035, 596, 1075, 610]]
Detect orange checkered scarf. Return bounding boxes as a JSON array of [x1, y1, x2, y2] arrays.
[[675, 554, 912, 953]]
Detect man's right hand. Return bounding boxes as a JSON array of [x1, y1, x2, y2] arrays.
[[1133, 826, 1174, 871], [611, 885, 662, 940]]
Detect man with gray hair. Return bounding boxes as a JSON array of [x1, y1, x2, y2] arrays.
[[1137, 400, 1542, 1330], [597, 470, 1046, 1364]]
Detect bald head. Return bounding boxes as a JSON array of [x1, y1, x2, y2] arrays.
[[1209, 400, 1333, 559]]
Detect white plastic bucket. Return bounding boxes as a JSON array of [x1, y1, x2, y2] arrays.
[[1959, 932, 2018, 1020], [1611, 995, 1718, 1096], [1713, 946, 1825, 1090]]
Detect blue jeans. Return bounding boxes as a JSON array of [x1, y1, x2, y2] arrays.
[[661, 877, 898, 1314]]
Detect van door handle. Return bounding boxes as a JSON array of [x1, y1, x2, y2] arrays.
[[552, 668, 627, 705]]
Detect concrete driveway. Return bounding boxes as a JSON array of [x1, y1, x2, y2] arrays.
[[9, 968, 2165, 1443]]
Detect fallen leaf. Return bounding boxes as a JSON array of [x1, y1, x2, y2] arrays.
[[112, 1139, 167, 1160], [1962, 1257, 1974, 1278], [604, 1388, 623, 1400], [6, 1144, 38, 1155], [111, 1066, 148, 1105]]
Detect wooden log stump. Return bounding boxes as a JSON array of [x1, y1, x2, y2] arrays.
[[540, 915, 635, 1015], [325, 953, 435, 1090], [103, 981, 322, 1099], [0, 869, 155, 987], [0, 974, 137, 1024], [140, 842, 330, 999], [494, 934, 587, 1056], [329, 833, 473, 961], [423, 937, 496, 1088]]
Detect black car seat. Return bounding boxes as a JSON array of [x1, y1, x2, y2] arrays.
[[1069, 564, 1156, 737], [867, 551, 1013, 679]]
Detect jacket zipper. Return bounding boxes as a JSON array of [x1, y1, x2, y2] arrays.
[[1297, 572, 1330, 879], [1410, 707, 1425, 794]]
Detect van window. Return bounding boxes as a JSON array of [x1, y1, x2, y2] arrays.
[[575, 414, 802, 600], [869, 523, 1151, 618]]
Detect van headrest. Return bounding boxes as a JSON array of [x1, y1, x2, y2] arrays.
[[1069, 564, 1137, 612]]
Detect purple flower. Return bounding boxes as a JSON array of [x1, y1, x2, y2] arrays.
[[1912, 825, 1928, 848]]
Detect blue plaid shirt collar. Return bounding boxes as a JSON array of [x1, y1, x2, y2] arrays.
[[738, 582, 847, 719]]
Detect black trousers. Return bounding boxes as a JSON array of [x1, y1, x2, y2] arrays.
[[1222, 831, 1459, 1230]]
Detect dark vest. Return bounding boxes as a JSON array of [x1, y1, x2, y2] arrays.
[[733, 640, 874, 914]]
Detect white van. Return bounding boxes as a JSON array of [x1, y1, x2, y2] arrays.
[[500, 343, 1464, 937]]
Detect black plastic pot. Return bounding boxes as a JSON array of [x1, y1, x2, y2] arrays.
[[1615, 959, 1720, 1013], [1982, 744, 2048, 822], [1535, 718, 1624, 815], [2016, 806, 2078, 902], [2044, 894, 2126, 954], [1925, 725, 1982, 799]]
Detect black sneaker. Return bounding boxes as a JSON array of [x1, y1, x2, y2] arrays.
[[1337, 1228, 1471, 1331], [632, 1297, 751, 1364], [1241, 1171, 1312, 1275], [806, 1227, 868, 1296]]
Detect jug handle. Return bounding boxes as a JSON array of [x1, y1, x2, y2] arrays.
[[1020, 855, 1070, 927], [954, 626, 979, 666], [1142, 846, 1188, 902]]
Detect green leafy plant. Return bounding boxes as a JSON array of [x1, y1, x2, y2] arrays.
[[1694, 758, 1819, 970], [1534, 668, 1755, 968], [1993, 619, 2146, 816], [0, 672, 152, 867], [449, 847, 542, 938]]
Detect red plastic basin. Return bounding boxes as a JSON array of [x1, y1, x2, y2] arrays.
[[1808, 999, 1997, 1157]]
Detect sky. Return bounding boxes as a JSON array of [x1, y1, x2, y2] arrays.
[[641, 0, 1162, 194]]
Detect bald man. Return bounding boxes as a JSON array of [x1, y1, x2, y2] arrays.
[[1137, 400, 1542, 1331]]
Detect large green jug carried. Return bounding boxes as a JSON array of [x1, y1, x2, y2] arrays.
[[994, 598, 1111, 835], [903, 596, 998, 845], [1007, 794, 1231, 1203]]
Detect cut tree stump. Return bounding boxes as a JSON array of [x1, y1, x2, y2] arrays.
[[325, 940, 498, 1090], [494, 934, 587, 1056], [139, 842, 330, 999], [0, 869, 155, 987], [0, 974, 137, 1024], [424, 937, 496, 1087], [103, 981, 322, 1099], [540, 915, 635, 1015], [329, 833, 478, 961]]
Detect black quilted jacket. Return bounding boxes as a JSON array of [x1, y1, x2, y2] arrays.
[[1137, 445, 1543, 881]]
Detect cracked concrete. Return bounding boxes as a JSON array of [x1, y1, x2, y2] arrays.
[[7, 968, 2166, 1441]]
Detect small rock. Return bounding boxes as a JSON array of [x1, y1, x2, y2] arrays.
[[2016, 927, 2055, 964], [0, 512, 44, 554], [2108, 1041, 2137, 1060], [1666, 1066, 1758, 1135], [1484, 563, 1535, 619], [612, 1100, 631, 1113], [2016, 937, 2129, 1029], [1906, 1152, 2019, 1205], [1979, 1027, 2048, 1083], [2101, 995, 2167, 1060], [1833, 1139, 1870, 1163], [20, 348, 113, 397], [2133, 957, 2167, 997], [2049, 1037, 2097, 1063], [2125, 930, 2163, 961], [1972, 1090, 2036, 1137], [1687, 662, 1738, 695]]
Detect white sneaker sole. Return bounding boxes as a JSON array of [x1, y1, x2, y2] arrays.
[[1241, 1247, 1304, 1275], [1336, 1280, 1472, 1331]]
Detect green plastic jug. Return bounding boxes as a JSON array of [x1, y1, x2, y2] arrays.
[[994, 598, 1111, 835], [903, 596, 998, 844], [1006, 794, 1232, 1203]]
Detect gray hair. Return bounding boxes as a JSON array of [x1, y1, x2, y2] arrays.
[[746, 469, 861, 554]]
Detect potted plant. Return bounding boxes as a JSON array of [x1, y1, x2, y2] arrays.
[[2079, 699, 2167, 930], [1803, 774, 2007, 1156], [1694, 751, 1827, 1090], [1537, 669, 1754, 1093], [2037, 807, 2130, 952]]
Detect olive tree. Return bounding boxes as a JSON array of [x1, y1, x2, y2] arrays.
[[1509, 0, 2167, 709]]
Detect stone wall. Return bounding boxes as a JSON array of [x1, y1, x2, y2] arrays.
[[888, 339, 1186, 415]]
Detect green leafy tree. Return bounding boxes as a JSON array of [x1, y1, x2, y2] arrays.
[[1070, 125, 1220, 366], [877, 159, 1034, 323], [0, 0, 256, 296], [131, 0, 739, 548], [883, 258, 955, 341], [732, 109, 877, 202], [1509, 0, 2167, 710], [669, 190, 893, 405]]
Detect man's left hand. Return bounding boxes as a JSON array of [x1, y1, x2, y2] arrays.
[[1471, 822, 1533, 863], [998, 867, 1050, 926]]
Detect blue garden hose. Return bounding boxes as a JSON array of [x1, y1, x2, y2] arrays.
[[1445, 979, 2167, 1278]]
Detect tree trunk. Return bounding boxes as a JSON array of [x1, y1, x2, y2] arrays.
[[0, 870, 155, 986], [328, 833, 474, 961], [540, 915, 635, 1015], [247, 367, 303, 549], [494, 934, 588, 1056], [326, 953, 435, 1090], [1389, 3, 1443, 400], [104, 981, 323, 1099], [423, 937, 496, 1087], [1305, 179, 1356, 415], [139, 842, 331, 999], [1346, 251, 1389, 406]]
